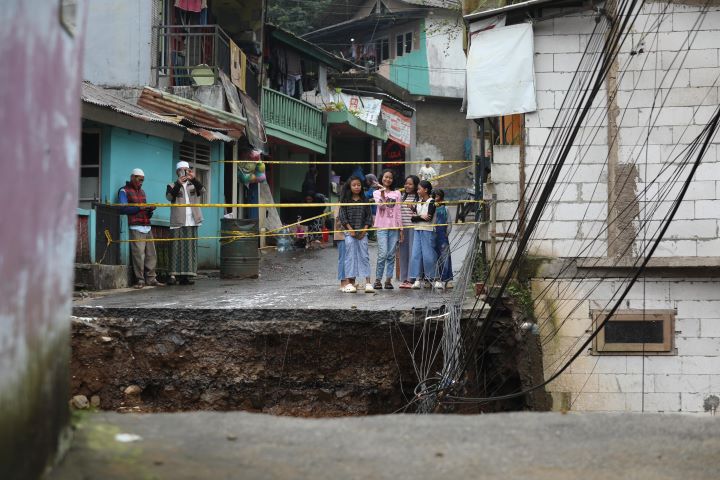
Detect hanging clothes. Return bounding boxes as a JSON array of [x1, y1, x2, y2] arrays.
[[175, 0, 206, 13], [230, 40, 247, 92], [286, 50, 302, 76]]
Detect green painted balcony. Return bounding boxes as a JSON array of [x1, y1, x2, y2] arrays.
[[261, 87, 327, 154]]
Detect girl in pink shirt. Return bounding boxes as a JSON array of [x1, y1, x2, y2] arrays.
[[372, 170, 403, 290]]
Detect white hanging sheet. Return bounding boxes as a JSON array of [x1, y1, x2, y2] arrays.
[[466, 23, 537, 119]]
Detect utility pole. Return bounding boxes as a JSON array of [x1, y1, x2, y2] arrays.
[[475, 119, 484, 220]]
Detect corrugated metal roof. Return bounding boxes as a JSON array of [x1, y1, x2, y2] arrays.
[[401, 0, 461, 8], [464, 0, 558, 21], [81, 82, 182, 127], [83, 82, 240, 143], [138, 87, 246, 140]]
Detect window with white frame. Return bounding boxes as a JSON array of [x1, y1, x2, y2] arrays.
[[179, 139, 211, 204]]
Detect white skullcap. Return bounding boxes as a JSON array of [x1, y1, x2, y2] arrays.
[[131, 168, 145, 177], [176, 161, 190, 170]]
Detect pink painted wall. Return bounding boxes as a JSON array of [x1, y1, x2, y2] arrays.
[[0, 1, 86, 478]]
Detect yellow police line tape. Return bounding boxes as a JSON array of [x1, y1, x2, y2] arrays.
[[111, 165, 474, 209], [104, 221, 483, 245], [110, 198, 485, 209], [217, 159, 474, 165]]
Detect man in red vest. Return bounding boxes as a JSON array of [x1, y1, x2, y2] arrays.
[[118, 168, 165, 289]]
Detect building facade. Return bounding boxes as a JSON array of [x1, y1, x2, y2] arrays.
[[307, 0, 473, 190], [466, 0, 720, 413]]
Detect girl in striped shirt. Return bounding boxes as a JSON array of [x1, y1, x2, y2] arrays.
[[338, 176, 374, 293]]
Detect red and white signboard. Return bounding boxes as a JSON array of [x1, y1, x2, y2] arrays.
[[381, 105, 411, 147]]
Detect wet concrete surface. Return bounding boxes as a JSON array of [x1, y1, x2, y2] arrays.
[[51, 410, 720, 480], [74, 226, 479, 315]]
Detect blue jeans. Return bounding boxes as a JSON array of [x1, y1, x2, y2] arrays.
[[435, 239, 453, 282], [337, 241, 346, 281], [398, 227, 414, 282], [375, 229, 399, 280], [344, 234, 370, 279], [409, 230, 437, 281]]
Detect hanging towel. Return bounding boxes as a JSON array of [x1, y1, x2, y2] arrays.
[[230, 40, 247, 92], [175, 0, 205, 13]]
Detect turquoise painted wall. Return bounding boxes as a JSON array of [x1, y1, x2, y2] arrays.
[[194, 141, 224, 268], [98, 125, 176, 265], [389, 21, 431, 96], [91, 122, 224, 269]]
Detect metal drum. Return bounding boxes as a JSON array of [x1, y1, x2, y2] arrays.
[[220, 218, 259, 279]]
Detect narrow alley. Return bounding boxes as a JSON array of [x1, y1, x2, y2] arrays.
[[5, 1, 720, 479]]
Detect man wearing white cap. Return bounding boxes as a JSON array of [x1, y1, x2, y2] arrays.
[[118, 168, 164, 288], [166, 161, 206, 285]]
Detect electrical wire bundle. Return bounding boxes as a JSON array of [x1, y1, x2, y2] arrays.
[[397, 0, 720, 412]]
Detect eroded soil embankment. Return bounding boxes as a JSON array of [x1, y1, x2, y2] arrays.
[[71, 303, 549, 416], [71, 311, 438, 416]]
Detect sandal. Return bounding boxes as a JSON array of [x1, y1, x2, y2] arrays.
[[373, 280, 383, 290], [399, 281, 413, 289], [384, 280, 394, 290]]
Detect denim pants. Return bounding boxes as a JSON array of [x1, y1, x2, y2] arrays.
[[409, 230, 437, 281], [337, 241, 346, 281], [375, 229, 399, 280], [435, 239, 453, 282], [398, 228, 415, 282], [344, 233, 370, 279]]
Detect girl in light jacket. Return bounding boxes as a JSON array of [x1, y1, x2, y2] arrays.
[[409, 180, 442, 290], [372, 170, 403, 290]]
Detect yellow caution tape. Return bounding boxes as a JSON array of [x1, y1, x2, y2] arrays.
[[218, 159, 473, 165], [104, 221, 482, 244], [108, 198, 484, 209]]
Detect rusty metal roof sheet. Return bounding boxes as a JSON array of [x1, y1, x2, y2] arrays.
[[83, 82, 242, 143], [81, 82, 183, 127], [138, 87, 246, 140]]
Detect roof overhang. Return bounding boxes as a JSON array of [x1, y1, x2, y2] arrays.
[[330, 72, 418, 106], [267, 24, 357, 71], [327, 111, 387, 141], [304, 13, 422, 42], [81, 103, 186, 142], [464, 0, 591, 22], [138, 87, 247, 140]]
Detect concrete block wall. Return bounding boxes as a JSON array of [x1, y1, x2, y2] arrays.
[[520, 4, 720, 260], [534, 277, 720, 414], [516, 4, 720, 415], [519, 13, 611, 258], [617, 4, 720, 258]]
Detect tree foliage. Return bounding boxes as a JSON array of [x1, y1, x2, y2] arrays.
[[267, 0, 334, 35]]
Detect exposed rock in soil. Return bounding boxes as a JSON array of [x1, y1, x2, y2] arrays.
[[70, 304, 549, 416], [71, 312, 437, 416]]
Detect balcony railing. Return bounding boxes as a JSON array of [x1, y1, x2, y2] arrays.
[[153, 24, 231, 87], [261, 87, 327, 152]]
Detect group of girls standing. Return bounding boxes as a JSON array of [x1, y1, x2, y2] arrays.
[[337, 170, 453, 293]]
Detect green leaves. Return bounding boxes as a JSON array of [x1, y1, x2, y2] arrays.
[[267, 0, 333, 35]]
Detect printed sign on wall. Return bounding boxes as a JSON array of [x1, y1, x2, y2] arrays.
[[381, 105, 411, 147]]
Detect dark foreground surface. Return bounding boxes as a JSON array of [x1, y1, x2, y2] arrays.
[[51, 411, 720, 480]]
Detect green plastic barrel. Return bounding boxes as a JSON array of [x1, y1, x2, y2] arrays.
[[220, 218, 260, 279]]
